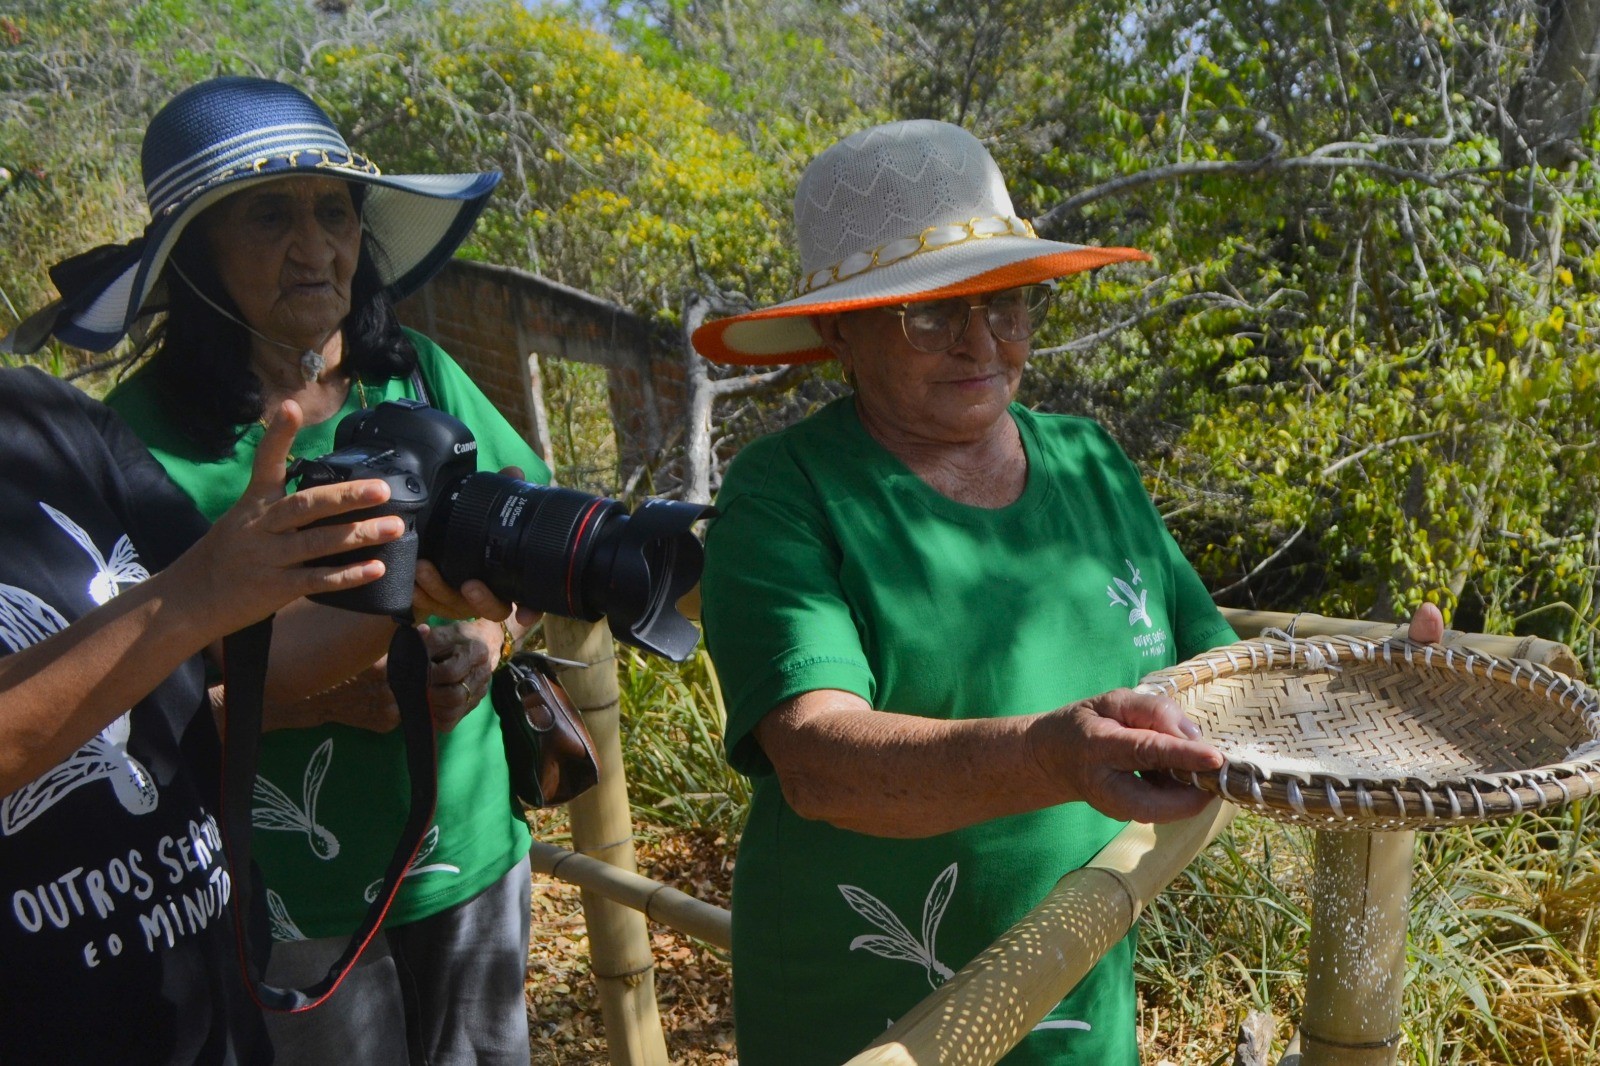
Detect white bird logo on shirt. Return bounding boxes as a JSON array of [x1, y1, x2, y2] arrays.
[[840, 863, 957, 989], [266, 889, 309, 942], [363, 825, 461, 902], [0, 504, 157, 835], [1106, 559, 1152, 628]]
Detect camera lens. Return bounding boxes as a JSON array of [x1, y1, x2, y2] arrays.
[[430, 473, 622, 620], [427, 473, 711, 661]]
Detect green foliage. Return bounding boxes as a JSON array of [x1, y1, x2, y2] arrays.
[[616, 646, 750, 833], [540, 358, 619, 496], [298, 0, 798, 312], [990, 0, 1600, 673]]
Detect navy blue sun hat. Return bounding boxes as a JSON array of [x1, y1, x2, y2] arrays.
[[4, 76, 500, 353]]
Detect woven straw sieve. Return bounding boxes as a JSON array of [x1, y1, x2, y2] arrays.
[[1137, 633, 1600, 831]]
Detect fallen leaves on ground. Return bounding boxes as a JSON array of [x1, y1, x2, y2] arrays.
[[525, 824, 737, 1064]]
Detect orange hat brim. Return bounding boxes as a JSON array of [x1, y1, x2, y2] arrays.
[[692, 247, 1150, 365]]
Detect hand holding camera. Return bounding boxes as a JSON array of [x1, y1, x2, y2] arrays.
[[290, 399, 712, 661]]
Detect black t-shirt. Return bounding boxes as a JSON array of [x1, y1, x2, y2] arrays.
[[0, 368, 268, 1064]]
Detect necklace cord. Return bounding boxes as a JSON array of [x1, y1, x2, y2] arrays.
[[168, 259, 339, 383]]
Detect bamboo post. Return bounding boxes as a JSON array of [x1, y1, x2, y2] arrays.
[[1218, 607, 1584, 677], [544, 615, 669, 1066], [1296, 831, 1415, 1066], [1220, 610, 1587, 1066], [843, 800, 1237, 1066], [528, 839, 732, 949]]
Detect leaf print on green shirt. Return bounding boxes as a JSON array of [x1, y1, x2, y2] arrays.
[[840, 863, 958, 989]]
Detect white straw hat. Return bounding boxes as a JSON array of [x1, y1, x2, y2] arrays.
[[692, 119, 1148, 365], [3, 76, 499, 354]]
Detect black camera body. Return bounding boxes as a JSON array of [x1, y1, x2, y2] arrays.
[[293, 399, 711, 661]]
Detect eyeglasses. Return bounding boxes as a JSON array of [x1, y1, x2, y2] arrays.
[[882, 284, 1056, 353]]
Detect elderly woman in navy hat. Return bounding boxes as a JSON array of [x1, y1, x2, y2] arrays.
[[13, 76, 546, 1064], [695, 120, 1444, 1064]]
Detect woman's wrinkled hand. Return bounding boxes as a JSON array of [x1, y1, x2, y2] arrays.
[[1030, 688, 1225, 824], [418, 619, 502, 731], [176, 401, 403, 636], [271, 618, 505, 734]]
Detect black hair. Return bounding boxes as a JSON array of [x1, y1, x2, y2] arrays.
[[138, 182, 418, 458]]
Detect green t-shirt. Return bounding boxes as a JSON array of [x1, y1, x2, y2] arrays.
[[106, 330, 550, 937], [702, 399, 1236, 1066]]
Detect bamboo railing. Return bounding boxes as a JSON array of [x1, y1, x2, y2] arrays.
[[535, 604, 1584, 1066], [1218, 607, 1583, 677], [844, 801, 1237, 1065], [528, 839, 732, 949], [1294, 831, 1415, 1066]]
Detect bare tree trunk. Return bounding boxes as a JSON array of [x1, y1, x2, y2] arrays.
[[1502, 0, 1600, 254], [678, 289, 813, 505], [682, 293, 717, 506], [1506, 0, 1600, 165]]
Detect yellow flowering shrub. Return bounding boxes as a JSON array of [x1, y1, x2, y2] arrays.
[[307, 1, 794, 313]]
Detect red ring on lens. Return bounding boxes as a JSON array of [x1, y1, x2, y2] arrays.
[[564, 499, 609, 615]]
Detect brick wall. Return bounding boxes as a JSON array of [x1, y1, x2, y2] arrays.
[[397, 259, 685, 481]]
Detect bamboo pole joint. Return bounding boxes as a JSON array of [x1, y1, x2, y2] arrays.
[[1088, 865, 1143, 925], [594, 961, 657, 984], [1300, 1032, 1402, 1051]]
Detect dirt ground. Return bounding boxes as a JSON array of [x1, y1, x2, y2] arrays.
[[525, 827, 738, 1064]]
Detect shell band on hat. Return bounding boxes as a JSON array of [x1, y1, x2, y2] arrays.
[[691, 119, 1149, 366], [797, 214, 1037, 295]]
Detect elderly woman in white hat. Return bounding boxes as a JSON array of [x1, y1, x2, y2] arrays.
[[695, 119, 1234, 1065], [697, 121, 1447, 1064], [12, 76, 544, 1064]]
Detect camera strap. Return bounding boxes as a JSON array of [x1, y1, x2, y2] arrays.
[[218, 617, 439, 1012]]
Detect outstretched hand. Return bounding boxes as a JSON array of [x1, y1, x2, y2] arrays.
[[1032, 688, 1224, 824], [172, 401, 405, 638]]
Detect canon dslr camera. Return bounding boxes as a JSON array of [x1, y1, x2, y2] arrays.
[[291, 399, 712, 661]]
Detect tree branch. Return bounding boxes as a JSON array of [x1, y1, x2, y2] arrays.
[[1210, 523, 1307, 600], [707, 362, 810, 399], [1031, 290, 1257, 356], [1033, 117, 1488, 236], [1320, 430, 1447, 478]]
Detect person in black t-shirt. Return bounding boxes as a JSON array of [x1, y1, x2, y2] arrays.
[[0, 366, 415, 1064]]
